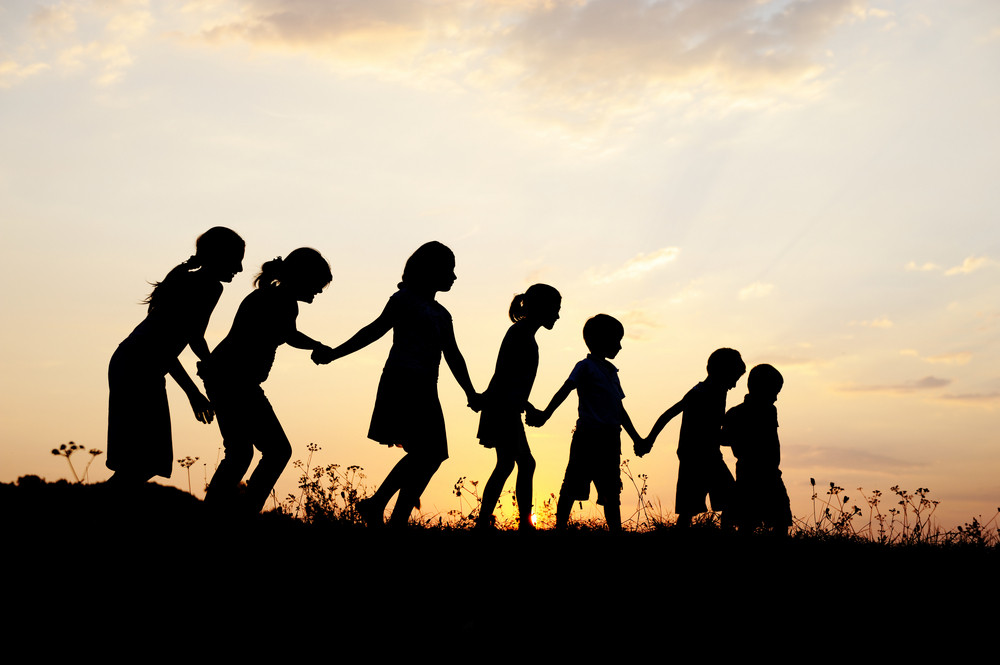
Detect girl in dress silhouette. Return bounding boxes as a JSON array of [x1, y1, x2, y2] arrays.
[[107, 227, 245, 485], [202, 248, 334, 513], [317, 241, 480, 527], [476, 284, 561, 530]]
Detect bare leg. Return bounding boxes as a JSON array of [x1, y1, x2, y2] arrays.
[[478, 447, 515, 529]]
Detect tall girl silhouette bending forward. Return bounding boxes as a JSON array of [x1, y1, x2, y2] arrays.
[[317, 241, 480, 527], [202, 248, 334, 513], [107, 227, 245, 485], [476, 284, 561, 530]]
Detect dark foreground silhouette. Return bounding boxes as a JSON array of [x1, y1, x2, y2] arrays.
[[5, 476, 994, 651]]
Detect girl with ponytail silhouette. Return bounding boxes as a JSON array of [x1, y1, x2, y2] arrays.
[[476, 284, 561, 530], [107, 227, 245, 485], [202, 248, 334, 513]]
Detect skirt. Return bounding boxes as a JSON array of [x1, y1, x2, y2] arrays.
[[367, 368, 448, 462], [476, 408, 527, 450], [106, 344, 173, 479]]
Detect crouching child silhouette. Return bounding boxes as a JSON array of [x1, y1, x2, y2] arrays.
[[201, 248, 334, 514], [528, 314, 641, 532], [722, 364, 792, 535], [636, 348, 745, 527]]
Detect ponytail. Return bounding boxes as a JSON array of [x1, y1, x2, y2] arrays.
[[254, 256, 284, 289], [508, 283, 561, 323], [509, 293, 528, 322]]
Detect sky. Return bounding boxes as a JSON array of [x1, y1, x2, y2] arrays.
[[2, 0, 998, 530]]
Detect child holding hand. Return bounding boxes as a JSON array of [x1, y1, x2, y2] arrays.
[[635, 347, 745, 527], [529, 314, 641, 532]]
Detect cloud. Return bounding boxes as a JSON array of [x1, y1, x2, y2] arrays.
[[738, 281, 774, 300], [849, 316, 892, 328], [0, 1, 151, 88], [0, 61, 50, 89], [907, 256, 996, 276], [922, 352, 972, 365], [839, 375, 952, 393], [945, 255, 994, 276], [783, 444, 923, 473], [588, 247, 679, 284], [191, 0, 873, 121], [940, 392, 1000, 403], [904, 260, 941, 272], [613, 308, 660, 341]]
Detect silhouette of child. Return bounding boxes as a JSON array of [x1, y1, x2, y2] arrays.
[[529, 314, 641, 532], [722, 364, 792, 534], [636, 348, 745, 527], [201, 248, 334, 513], [476, 284, 561, 531], [315, 241, 480, 528], [107, 227, 245, 485]]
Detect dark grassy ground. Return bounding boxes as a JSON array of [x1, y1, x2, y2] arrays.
[[5, 476, 996, 654]]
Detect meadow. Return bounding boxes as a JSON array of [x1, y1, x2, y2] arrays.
[[8, 445, 997, 652]]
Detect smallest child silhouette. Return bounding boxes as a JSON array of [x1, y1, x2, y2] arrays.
[[722, 364, 792, 535], [529, 314, 641, 532], [636, 348, 745, 527]]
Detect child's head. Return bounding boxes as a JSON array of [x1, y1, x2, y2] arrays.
[[145, 227, 245, 310], [195, 227, 245, 283], [509, 283, 561, 328], [747, 364, 783, 402], [399, 241, 456, 293], [255, 248, 333, 303], [706, 348, 746, 389], [583, 314, 624, 359]]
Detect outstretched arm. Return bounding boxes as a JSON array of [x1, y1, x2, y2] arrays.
[[168, 358, 213, 424], [313, 302, 394, 364], [621, 406, 641, 448], [441, 318, 480, 410], [638, 398, 684, 455], [528, 379, 575, 427]]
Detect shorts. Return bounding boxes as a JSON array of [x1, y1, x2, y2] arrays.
[[559, 425, 622, 507]]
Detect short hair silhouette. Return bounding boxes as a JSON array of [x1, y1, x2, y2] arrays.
[[583, 314, 624, 354], [748, 364, 783, 395], [509, 283, 561, 323], [707, 347, 746, 379], [399, 241, 455, 290], [254, 247, 332, 290]]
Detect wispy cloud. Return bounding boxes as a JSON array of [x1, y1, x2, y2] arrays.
[[839, 376, 952, 393], [923, 352, 972, 365], [738, 281, 774, 300], [187, 0, 875, 122], [588, 247, 679, 284], [783, 444, 924, 473], [945, 255, 994, 276], [906, 255, 995, 276], [904, 260, 941, 272], [849, 316, 892, 328], [940, 392, 1000, 404]]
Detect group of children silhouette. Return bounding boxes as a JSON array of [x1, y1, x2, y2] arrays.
[[107, 228, 792, 533]]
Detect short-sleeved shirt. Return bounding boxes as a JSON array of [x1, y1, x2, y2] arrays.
[[208, 287, 298, 384], [381, 288, 452, 379], [569, 354, 625, 430], [676, 381, 727, 458]]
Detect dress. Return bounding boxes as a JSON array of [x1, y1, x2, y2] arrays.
[[367, 288, 453, 462], [106, 270, 222, 479], [558, 355, 625, 506], [722, 394, 792, 529], [674, 381, 736, 517], [477, 321, 538, 449]]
